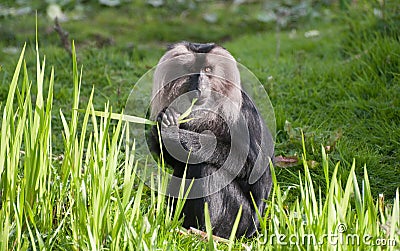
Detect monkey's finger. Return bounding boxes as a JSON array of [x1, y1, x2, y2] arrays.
[[173, 111, 179, 125], [166, 109, 177, 126], [169, 107, 180, 125], [163, 113, 171, 126], [162, 117, 169, 127]]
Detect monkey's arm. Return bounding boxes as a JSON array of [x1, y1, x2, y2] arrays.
[[153, 124, 231, 166], [153, 107, 257, 177], [152, 107, 236, 166]]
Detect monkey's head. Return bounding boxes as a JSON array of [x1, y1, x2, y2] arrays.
[[150, 42, 242, 123]]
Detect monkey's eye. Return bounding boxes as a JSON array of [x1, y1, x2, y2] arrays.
[[204, 66, 212, 73]]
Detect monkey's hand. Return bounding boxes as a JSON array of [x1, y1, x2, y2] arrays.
[[157, 107, 204, 152], [156, 107, 221, 164], [155, 108, 256, 181], [158, 107, 180, 129]]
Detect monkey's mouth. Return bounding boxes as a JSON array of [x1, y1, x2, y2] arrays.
[[189, 91, 206, 105], [188, 89, 212, 106]]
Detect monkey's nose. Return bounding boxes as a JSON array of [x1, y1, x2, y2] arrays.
[[198, 72, 210, 92]]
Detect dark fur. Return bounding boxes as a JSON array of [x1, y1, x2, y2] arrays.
[[149, 42, 273, 238]]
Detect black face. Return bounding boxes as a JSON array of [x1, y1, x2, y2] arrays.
[[151, 41, 242, 124], [187, 74, 201, 98], [169, 74, 208, 106]]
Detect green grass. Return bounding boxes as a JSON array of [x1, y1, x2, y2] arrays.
[[1, 42, 398, 249], [0, 44, 399, 249], [0, 0, 399, 249]]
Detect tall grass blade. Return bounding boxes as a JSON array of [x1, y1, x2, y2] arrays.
[[228, 205, 242, 251], [204, 202, 214, 250], [0, 44, 25, 177]]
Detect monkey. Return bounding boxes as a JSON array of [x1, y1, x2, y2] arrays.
[[148, 41, 274, 239]]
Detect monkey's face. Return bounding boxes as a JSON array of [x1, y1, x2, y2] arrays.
[[151, 42, 242, 122]]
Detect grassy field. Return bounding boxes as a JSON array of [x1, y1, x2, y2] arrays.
[[0, 0, 399, 250]]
